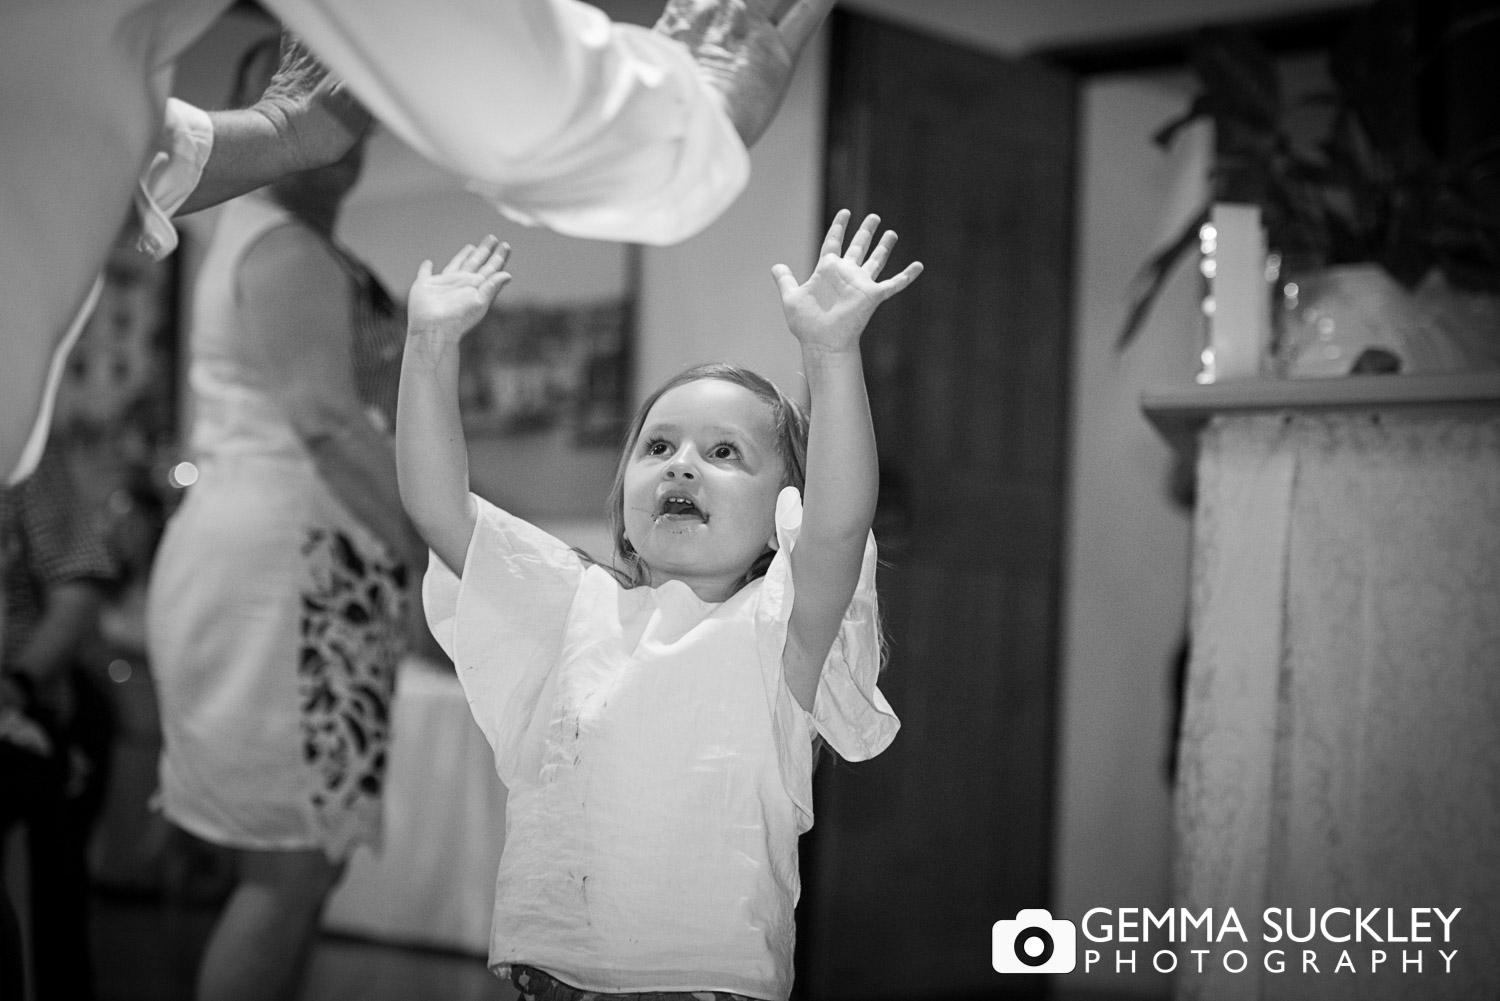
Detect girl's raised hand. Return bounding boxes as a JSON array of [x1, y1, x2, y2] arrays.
[[407, 236, 512, 343], [771, 210, 922, 354]]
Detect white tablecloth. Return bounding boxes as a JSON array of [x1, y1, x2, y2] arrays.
[[324, 658, 505, 955]]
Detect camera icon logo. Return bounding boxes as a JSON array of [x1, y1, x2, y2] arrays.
[[992, 909, 1077, 973]]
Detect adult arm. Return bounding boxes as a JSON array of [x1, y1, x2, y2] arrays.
[[157, 0, 834, 242], [177, 38, 371, 218], [261, 0, 831, 244], [3, 0, 832, 483], [238, 226, 423, 567], [655, 0, 832, 148]]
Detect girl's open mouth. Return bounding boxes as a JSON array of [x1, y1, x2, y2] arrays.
[[656, 494, 707, 523]]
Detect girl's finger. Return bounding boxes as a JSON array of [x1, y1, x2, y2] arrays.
[[416, 260, 433, 280], [865, 230, 897, 280], [461, 235, 499, 272], [770, 263, 800, 299], [477, 242, 512, 280], [442, 244, 474, 274], [874, 261, 923, 300], [480, 272, 512, 299], [819, 209, 851, 259], [844, 214, 880, 265]]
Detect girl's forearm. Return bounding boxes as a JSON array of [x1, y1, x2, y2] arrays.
[[799, 346, 878, 544], [396, 336, 477, 574]]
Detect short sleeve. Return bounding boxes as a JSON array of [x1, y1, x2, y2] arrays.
[[423, 494, 585, 784], [134, 98, 214, 261], [756, 487, 900, 815]]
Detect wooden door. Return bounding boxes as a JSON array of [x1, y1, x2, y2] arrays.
[[796, 11, 1077, 999]]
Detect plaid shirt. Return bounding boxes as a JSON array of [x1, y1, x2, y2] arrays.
[[0, 446, 118, 666]]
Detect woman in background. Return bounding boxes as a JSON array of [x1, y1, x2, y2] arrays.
[[146, 40, 421, 1001], [1, 444, 120, 1001]]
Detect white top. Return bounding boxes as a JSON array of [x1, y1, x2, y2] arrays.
[[424, 487, 899, 1000]]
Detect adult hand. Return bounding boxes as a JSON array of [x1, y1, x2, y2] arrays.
[[253, 34, 373, 173], [655, 0, 835, 148]]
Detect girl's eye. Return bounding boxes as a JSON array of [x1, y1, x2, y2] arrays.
[[710, 444, 738, 460], [644, 438, 671, 456]]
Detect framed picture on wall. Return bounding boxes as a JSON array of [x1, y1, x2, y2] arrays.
[[457, 243, 640, 447], [338, 129, 640, 522]]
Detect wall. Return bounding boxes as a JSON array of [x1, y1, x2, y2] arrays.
[[1054, 72, 1204, 995]]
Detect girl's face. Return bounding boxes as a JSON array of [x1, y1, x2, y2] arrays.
[[622, 379, 785, 601]]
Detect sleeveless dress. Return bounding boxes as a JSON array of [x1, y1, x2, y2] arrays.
[[146, 193, 407, 859]]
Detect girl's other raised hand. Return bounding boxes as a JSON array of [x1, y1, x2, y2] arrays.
[[407, 235, 512, 344], [771, 209, 922, 355]]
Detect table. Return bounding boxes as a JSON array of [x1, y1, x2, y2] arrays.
[[323, 658, 506, 956]]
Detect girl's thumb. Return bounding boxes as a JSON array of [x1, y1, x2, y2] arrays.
[[417, 260, 433, 278]]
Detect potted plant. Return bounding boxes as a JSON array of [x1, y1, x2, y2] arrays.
[[1119, 0, 1500, 376]]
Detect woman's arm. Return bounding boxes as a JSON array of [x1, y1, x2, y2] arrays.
[[179, 38, 371, 218], [239, 226, 422, 566], [395, 238, 512, 575], [772, 210, 922, 711]]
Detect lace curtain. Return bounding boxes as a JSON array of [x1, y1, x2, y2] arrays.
[[1174, 412, 1500, 999]]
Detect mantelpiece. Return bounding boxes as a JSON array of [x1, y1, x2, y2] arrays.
[[1142, 371, 1500, 451]]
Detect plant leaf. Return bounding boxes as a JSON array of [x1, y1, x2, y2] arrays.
[[1190, 27, 1281, 130], [1153, 94, 1214, 149], [1116, 204, 1211, 351], [1329, 0, 1431, 167]]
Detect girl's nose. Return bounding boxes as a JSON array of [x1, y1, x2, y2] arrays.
[[665, 451, 697, 479]]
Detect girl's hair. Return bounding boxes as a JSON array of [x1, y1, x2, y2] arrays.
[[597, 363, 809, 591]]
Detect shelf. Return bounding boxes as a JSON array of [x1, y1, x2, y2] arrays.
[[1141, 371, 1500, 442]]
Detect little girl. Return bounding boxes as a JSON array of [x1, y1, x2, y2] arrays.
[[395, 211, 921, 1001]]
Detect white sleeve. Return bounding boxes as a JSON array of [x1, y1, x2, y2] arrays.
[[134, 99, 215, 261], [757, 487, 901, 762], [424, 495, 585, 784], [264, 0, 750, 246]]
